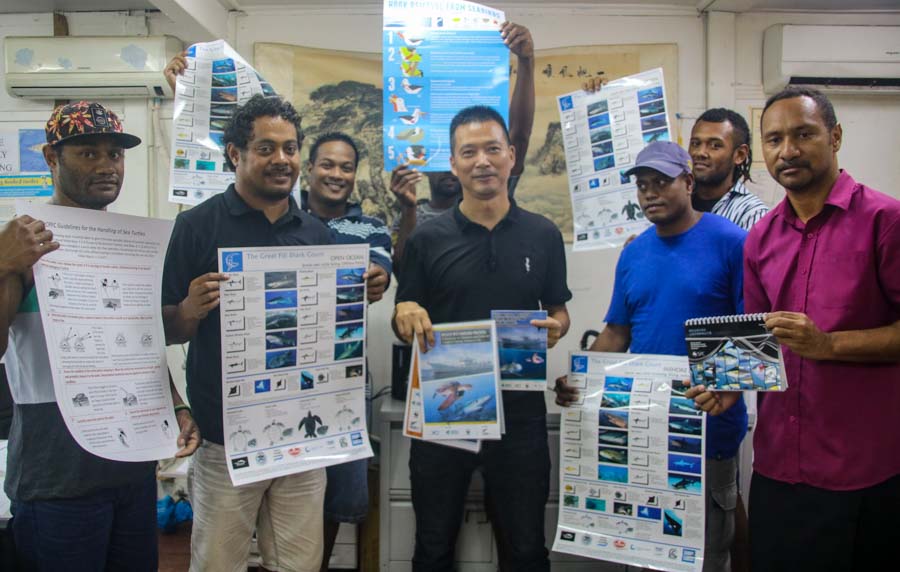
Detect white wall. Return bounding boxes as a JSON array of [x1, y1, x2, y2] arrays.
[[715, 11, 900, 199]]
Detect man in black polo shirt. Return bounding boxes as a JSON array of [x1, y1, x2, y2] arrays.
[[162, 95, 333, 571], [393, 105, 572, 572]]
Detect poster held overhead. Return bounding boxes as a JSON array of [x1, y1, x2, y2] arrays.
[[557, 68, 671, 251], [168, 40, 284, 206], [382, 0, 509, 172]]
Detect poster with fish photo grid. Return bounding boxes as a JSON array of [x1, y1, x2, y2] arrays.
[[382, 0, 509, 172], [492, 309, 548, 391], [168, 40, 282, 206], [552, 351, 706, 572], [217, 244, 372, 486], [403, 320, 503, 442], [557, 68, 670, 251]]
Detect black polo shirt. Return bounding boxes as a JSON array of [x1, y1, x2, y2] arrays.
[[162, 185, 333, 445], [396, 199, 572, 420]]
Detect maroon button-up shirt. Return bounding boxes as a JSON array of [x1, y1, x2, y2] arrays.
[[744, 171, 900, 491]]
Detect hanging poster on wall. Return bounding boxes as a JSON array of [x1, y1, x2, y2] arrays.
[[0, 128, 53, 223]]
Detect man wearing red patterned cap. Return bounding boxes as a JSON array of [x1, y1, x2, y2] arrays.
[[0, 102, 199, 571]]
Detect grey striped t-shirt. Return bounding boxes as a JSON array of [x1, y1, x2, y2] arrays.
[[704, 181, 769, 230]]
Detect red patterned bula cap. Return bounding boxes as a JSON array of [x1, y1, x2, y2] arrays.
[[45, 101, 141, 148]]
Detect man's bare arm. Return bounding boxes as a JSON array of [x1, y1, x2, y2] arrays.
[[389, 164, 423, 274], [163, 271, 228, 345], [0, 273, 24, 356], [766, 311, 900, 363], [502, 22, 535, 176], [588, 323, 631, 353]]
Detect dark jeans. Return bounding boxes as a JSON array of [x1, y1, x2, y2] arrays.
[[12, 474, 158, 572], [749, 472, 900, 572], [409, 415, 551, 572]]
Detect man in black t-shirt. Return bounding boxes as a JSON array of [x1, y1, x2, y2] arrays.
[[393, 106, 572, 572], [162, 95, 333, 571]]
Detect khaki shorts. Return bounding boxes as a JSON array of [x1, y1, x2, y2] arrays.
[[188, 441, 326, 572]]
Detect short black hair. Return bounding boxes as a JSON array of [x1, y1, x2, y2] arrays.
[[223, 95, 304, 171], [695, 108, 753, 184], [308, 132, 359, 170], [449, 105, 510, 154], [762, 86, 838, 131]]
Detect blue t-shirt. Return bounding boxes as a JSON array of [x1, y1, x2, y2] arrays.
[[606, 213, 749, 460]]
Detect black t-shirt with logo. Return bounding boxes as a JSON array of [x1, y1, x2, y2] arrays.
[[396, 199, 572, 420]]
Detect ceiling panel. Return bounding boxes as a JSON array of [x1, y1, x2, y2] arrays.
[[0, 0, 156, 14]]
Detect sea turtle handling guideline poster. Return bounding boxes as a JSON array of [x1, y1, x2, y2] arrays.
[[382, 0, 509, 172], [552, 352, 706, 572], [557, 68, 669, 251], [168, 40, 281, 206], [492, 309, 548, 391], [16, 201, 179, 462], [217, 244, 373, 486], [402, 320, 503, 444]]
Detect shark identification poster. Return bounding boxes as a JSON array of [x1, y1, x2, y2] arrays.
[[217, 244, 373, 486], [557, 68, 670, 251], [169, 40, 282, 206], [552, 351, 706, 571]]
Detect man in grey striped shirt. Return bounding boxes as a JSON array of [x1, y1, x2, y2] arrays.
[[689, 108, 769, 230], [689, 108, 767, 572]]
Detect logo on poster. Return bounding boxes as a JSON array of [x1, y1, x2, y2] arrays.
[[222, 251, 243, 272], [571, 355, 588, 373]]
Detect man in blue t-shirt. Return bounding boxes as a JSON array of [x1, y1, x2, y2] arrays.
[[556, 141, 748, 572]]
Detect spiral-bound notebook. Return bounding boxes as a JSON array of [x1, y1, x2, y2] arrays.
[[684, 314, 788, 391]]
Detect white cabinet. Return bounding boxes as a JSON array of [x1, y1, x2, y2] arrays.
[[378, 399, 616, 571]]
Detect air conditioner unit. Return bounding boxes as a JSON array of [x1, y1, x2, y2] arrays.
[[5, 35, 183, 99], [763, 24, 900, 95]]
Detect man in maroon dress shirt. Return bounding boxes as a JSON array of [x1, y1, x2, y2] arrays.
[[688, 86, 900, 572]]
